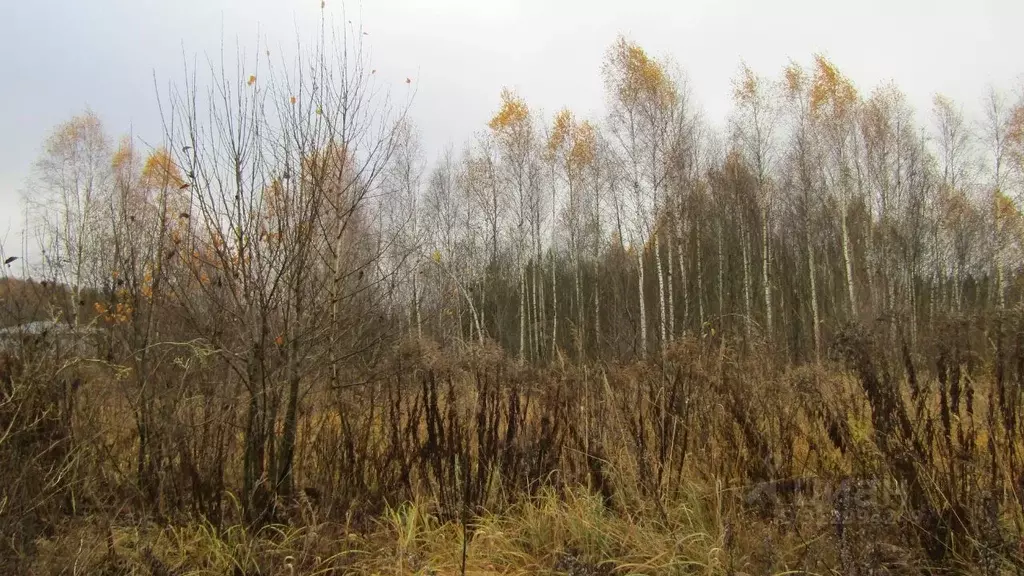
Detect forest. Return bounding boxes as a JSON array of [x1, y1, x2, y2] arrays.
[[2, 22, 1024, 574]]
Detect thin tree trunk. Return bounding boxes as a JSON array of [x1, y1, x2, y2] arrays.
[[575, 250, 584, 361], [655, 232, 667, 352], [742, 222, 752, 342], [551, 248, 559, 358], [637, 245, 647, 358], [717, 219, 724, 327], [697, 230, 705, 326], [761, 207, 772, 341], [667, 225, 675, 343], [519, 264, 527, 361], [841, 206, 857, 317], [808, 227, 821, 363]]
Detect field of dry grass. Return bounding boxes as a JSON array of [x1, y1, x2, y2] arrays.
[[5, 314, 1024, 574]]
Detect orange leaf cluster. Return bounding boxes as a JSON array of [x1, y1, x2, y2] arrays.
[[810, 55, 858, 121], [547, 109, 596, 175], [733, 63, 759, 104], [488, 88, 529, 133], [96, 302, 132, 325], [141, 148, 186, 191], [1008, 104, 1024, 166], [610, 38, 676, 108], [783, 63, 805, 100]]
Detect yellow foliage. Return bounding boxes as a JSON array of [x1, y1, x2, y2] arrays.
[[571, 121, 596, 168], [141, 148, 185, 191], [99, 302, 132, 324], [248, 75, 256, 86], [783, 62, 805, 100], [733, 63, 758, 104], [110, 136, 136, 174], [141, 269, 154, 300], [548, 109, 595, 175], [488, 88, 529, 133], [810, 54, 858, 120], [548, 109, 572, 152], [995, 190, 1021, 225], [432, 250, 441, 264], [608, 37, 676, 109], [1008, 104, 1024, 149]]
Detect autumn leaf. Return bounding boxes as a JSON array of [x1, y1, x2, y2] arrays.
[[275, 334, 285, 346], [248, 75, 257, 86], [488, 88, 529, 132], [432, 250, 441, 263], [290, 96, 297, 105]]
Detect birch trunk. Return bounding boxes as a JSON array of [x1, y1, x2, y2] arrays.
[[637, 245, 648, 358], [655, 232, 667, 352], [742, 223, 752, 341], [808, 227, 821, 363], [841, 206, 857, 317], [761, 207, 772, 340]]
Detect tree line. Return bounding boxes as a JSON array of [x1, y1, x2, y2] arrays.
[[6, 27, 1024, 524]]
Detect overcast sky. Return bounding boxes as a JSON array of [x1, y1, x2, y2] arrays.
[[1, 0, 1022, 261]]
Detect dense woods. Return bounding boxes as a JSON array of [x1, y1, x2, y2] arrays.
[[3, 23, 1024, 574]]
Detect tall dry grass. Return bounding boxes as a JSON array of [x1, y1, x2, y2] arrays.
[[3, 311, 1024, 573]]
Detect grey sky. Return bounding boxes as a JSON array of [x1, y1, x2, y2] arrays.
[[1, 0, 1022, 260]]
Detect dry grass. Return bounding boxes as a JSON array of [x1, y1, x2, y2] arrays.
[[6, 315, 1024, 573]]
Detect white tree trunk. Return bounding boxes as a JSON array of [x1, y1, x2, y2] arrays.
[[761, 208, 772, 340], [841, 207, 857, 317], [637, 245, 648, 358], [655, 232, 667, 352], [696, 232, 705, 326], [666, 227, 675, 343], [742, 223, 752, 341], [520, 265, 527, 361], [808, 228, 821, 363]]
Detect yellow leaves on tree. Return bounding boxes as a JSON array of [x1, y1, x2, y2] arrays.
[[248, 75, 257, 86], [95, 301, 132, 325], [547, 109, 572, 153], [783, 62, 806, 101], [1008, 103, 1024, 169], [47, 112, 106, 159], [488, 88, 530, 133], [733, 63, 759, 105], [605, 37, 676, 110], [110, 136, 137, 177], [809, 54, 858, 121], [547, 109, 595, 178], [995, 190, 1021, 227], [141, 148, 186, 191], [141, 269, 154, 300]]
